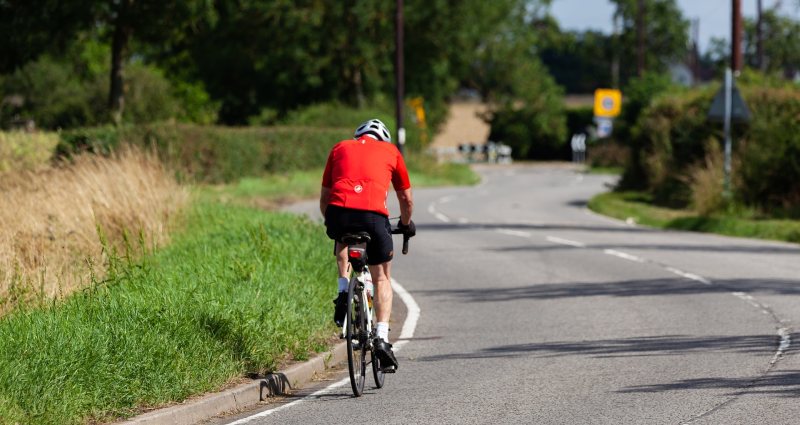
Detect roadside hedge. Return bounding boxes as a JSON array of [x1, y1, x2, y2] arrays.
[[58, 123, 350, 183], [623, 80, 800, 216]]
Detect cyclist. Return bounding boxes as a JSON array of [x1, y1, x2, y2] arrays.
[[320, 118, 415, 370]]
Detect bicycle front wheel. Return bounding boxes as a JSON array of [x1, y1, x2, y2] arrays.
[[346, 278, 367, 396]]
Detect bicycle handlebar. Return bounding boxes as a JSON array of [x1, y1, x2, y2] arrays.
[[390, 228, 411, 255]]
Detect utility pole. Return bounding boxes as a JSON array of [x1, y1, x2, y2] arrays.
[[691, 18, 701, 84], [732, 0, 743, 73], [637, 0, 646, 76], [757, 0, 765, 70], [611, 11, 621, 88], [395, 0, 405, 155]]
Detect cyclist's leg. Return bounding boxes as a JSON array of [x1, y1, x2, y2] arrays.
[[334, 241, 350, 279], [368, 262, 393, 323]]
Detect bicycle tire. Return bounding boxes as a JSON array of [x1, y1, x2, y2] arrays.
[[371, 348, 385, 388], [346, 277, 367, 396]]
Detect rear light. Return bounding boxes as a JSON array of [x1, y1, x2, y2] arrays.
[[349, 249, 363, 259]]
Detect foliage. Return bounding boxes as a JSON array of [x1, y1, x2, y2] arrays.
[[58, 123, 351, 183], [610, 0, 690, 79], [480, 4, 567, 160], [589, 191, 800, 243], [0, 131, 59, 173], [616, 72, 677, 189], [619, 78, 800, 217], [744, 8, 800, 75], [0, 41, 217, 129], [0, 202, 334, 424]]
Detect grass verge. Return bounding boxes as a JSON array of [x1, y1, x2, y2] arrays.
[[0, 201, 334, 424], [200, 157, 479, 207], [589, 191, 800, 244]]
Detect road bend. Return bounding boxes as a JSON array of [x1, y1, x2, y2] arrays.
[[222, 163, 800, 424]]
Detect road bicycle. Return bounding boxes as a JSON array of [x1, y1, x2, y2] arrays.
[[340, 229, 409, 397]]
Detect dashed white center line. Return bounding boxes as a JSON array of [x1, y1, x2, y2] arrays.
[[435, 213, 450, 223], [457, 217, 469, 224], [603, 249, 646, 263], [496, 228, 531, 238], [665, 267, 713, 285], [546, 236, 587, 248]]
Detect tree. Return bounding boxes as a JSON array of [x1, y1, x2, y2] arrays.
[[744, 8, 800, 76], [610, 0, 690, 82]]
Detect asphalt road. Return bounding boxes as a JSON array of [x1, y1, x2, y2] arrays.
[[220, 163, 800, 424]]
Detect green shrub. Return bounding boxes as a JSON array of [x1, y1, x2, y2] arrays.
[[58, 124, 350, 183], [735, 86, 800, 215], [620, 76, 800, 217], [0, 131, 59, 173], [278, 100, 430, 151]]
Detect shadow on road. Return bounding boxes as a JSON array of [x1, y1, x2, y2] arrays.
[[418, 334, 779, 362], [618, 370, 800, 397], [412, 277, 800, 302]]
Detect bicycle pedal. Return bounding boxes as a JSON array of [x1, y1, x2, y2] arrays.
[[381, 366, 397, 373]]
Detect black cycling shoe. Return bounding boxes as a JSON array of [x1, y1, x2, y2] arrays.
[[373, 337, 399, 370], [333, 291, 348, 326]]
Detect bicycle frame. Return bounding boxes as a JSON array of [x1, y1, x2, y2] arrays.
[[341, 265, 375, 342]]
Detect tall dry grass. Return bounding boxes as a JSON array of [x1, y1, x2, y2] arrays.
[[683, 140, 726, 216], [0, 146, 187, 312]]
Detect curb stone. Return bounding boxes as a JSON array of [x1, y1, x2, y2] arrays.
[[116, 342, 347, 425]]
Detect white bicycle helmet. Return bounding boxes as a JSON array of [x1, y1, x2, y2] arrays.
[[354, 119, 392, 142]]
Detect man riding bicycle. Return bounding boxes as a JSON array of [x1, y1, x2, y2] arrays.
[[320, 118, 415, 371]]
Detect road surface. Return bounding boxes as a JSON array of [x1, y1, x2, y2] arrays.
[[219, 163, 800, 424]]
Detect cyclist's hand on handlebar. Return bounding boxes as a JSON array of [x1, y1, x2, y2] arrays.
[[398, 219, 416, 237]]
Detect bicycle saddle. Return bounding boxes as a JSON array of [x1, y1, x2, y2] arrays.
[[341, 232, 371, 245]]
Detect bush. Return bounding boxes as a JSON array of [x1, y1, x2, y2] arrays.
[[620, 76, 800, 217], [278, 100, 430, 151], [735, 85, 800, 215], [0, 131, 60, 173], [58, 123, 351, 183], [0, 55, 103, 129]]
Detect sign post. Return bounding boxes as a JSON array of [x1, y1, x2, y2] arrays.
[[708, 68, 751, 198]]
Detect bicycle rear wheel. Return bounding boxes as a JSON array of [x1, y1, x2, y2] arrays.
[[346, 278, 367, 396], [371, 348, 385, 388]]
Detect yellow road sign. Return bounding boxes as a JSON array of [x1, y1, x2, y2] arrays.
[[594, 89, 622, 118]]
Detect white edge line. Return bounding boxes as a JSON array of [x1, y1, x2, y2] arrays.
[[546, 236, 586, 248], [603, 249, 645, 263], [227, 278, 420, 424]]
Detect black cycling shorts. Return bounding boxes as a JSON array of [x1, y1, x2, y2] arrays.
[[324, 205, 394, 265]]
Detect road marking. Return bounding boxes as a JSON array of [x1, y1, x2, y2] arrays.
[[438, 195, 456, 204], [226, 278, 420, 424], [664, 267, 712, 285], [457, 217, 469, 224], [546, 236, 586, 248], [496, 228, 531, 238], [731, 292, 763, 310], [428, 203, 451, 223], [603, 249, 645, 263]]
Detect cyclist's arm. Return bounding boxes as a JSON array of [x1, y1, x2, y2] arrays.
[[320, 186, 332, 216], [395, 188, 413, 225]]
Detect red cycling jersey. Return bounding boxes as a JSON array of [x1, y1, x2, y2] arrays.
[[322, 135, 411, 217]]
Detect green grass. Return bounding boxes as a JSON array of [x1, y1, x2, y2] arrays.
[[589, 191, 800, 244], [200, 157, 479, 207], [0, 201, 335, 424]]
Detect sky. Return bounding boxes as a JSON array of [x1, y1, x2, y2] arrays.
[[549, 0, 800, 53]]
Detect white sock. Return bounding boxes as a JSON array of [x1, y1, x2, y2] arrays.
[[337, 277, 349, 292], [376, 322, 389, 341]]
